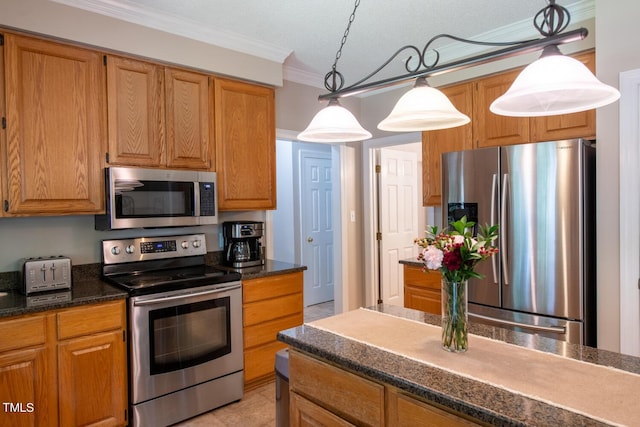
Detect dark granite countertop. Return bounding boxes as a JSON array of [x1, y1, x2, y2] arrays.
[[0, 256, 305, 318], [0, 264, 127, 318], [212, 259, 307, 280], [278, 304, 640, 427], [399, 257, 423, 267]]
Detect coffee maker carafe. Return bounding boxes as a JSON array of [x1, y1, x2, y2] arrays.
[[223, 221, 264, 268]]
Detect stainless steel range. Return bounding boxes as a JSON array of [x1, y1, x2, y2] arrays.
[[101, 233, 243, 427]]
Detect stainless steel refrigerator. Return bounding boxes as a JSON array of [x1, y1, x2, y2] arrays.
[[442, 139, 596, 346]]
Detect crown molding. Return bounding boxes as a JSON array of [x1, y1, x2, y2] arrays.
[[49, 0, 292, 64]]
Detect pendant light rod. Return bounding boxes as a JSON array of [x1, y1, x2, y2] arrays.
[[318, 27, 588, 101]]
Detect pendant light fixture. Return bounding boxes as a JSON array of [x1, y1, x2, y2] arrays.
[[297, 0, 371, 143], [490, 45, 620, 117], [301, 0, 618, 140], [298, 98, 372, 142], [377, 77, 470, 131]]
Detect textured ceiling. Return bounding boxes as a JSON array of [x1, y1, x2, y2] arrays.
[[53, 0, 593, 89]]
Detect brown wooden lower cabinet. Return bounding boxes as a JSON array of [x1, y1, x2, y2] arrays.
[[289, 350, 483, 426], [242, 271, 304, 390], [403, 264, 442, 315], [0, 300, 127, 427]]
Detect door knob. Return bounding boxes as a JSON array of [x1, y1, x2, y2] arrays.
[[307, 237, 314, 243]]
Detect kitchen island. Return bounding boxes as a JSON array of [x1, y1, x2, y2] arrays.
[[277, 305, 640, 426]]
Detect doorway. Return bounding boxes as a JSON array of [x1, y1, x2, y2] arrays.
[[271, 139, 339, 314], [298, 147, 334, 306], [362, 135, 426, 307]]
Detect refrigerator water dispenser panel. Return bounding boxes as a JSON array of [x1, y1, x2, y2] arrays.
[[447, 202, 478, 235]]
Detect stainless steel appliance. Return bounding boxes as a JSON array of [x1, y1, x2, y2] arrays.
[[95, 167, 218, 230], [223, 221, 265, 268], [442, 139, 596, 346], [20, 256, 72, 294], [101, 233, 243, 427]]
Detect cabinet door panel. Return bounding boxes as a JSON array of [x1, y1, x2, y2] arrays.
[[214, 78, 276, 210], [291, 392, 356, 427], [530, 50, 596, 142], [165, 68, 210, 169], [0, 347, 56, 427], [106, 55, 164, 167], [474, 70, 530, 148], [4, 34, 105, 214], [58, 330, 127, 427], [422, 82, 474, 206]]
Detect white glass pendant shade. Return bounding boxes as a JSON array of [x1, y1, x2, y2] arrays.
[[297, 99, 372, 143], [490, 46, 620, 117], [377, 77, 470, 132]]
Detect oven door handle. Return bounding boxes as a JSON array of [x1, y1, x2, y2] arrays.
[[133, 284, 241, 306]]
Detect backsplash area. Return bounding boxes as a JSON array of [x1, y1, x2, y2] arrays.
[[0, 211, 265, 273]]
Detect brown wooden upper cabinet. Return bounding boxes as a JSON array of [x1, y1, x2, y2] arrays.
[[473, 68, 531, 148], [213, 77, 276, 210], [2, 33, 106, 215], [105, 55, 211, 170], [422, 82, 474, 206], [422, 50, 596, 206]]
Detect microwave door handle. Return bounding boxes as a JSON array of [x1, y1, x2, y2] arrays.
[[490, 173, 498, 284], [193, 182, 201, 217], [501, 173, 510, 285], [133, 284, 241, 306]]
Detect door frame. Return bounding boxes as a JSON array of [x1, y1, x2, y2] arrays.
[[362, 132, 422, 306], [619, 69, 640, 356]]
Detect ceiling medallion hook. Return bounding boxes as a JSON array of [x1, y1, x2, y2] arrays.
[[534, 0, 571, 37], [324, 0, 361, 92]]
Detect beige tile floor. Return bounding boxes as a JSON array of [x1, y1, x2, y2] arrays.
[[174, 301, 335, 427]]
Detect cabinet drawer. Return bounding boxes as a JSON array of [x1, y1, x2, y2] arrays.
[[387, 386, 482, 426], [57, 300, 125, 340], [404, 265, 441, 290], [0, 313, 47, 353], [242, 272, 303, 303], [290, 350, 384, 426], [244, 340, 288, 383], [243, 292, 302, 326], [244, 313, 302, 349]]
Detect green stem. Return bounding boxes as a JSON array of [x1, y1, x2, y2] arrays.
[[441, 280, 468, 352]]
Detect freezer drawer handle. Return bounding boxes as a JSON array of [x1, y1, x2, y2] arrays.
[[469, 313, 567, 335]]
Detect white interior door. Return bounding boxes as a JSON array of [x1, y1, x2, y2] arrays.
[[378, 148, 419, 306], [301, 151, 334, 306]]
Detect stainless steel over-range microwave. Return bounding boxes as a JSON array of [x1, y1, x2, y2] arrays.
[[95, 167, 218, 230]]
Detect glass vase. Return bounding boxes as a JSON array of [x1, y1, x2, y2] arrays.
[[441, 279, 468, 352]]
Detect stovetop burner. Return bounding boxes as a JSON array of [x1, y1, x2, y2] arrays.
[[108, 265, 240, 295], [101, 233, 241, 296]]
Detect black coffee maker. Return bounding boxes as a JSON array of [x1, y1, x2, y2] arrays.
[[222, 221, 264, 268]]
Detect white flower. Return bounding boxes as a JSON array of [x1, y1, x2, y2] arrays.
[[422, 246, 444, 270], [452, 235, 465, 245]]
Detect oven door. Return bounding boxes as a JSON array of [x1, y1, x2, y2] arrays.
[[128, 281, 243, 404]]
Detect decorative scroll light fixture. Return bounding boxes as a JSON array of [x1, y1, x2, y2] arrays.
[[298, 0, 620, 143]]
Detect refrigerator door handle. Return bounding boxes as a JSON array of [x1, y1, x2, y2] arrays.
[[501, 173, 510, 285], [490, 173, 498, 284], [469, 313, 567, 335]]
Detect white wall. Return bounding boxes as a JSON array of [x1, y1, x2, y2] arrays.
[[594, 0, 640, 352]]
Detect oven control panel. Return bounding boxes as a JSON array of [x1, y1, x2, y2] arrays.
[[102, 234, 207, 264]]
